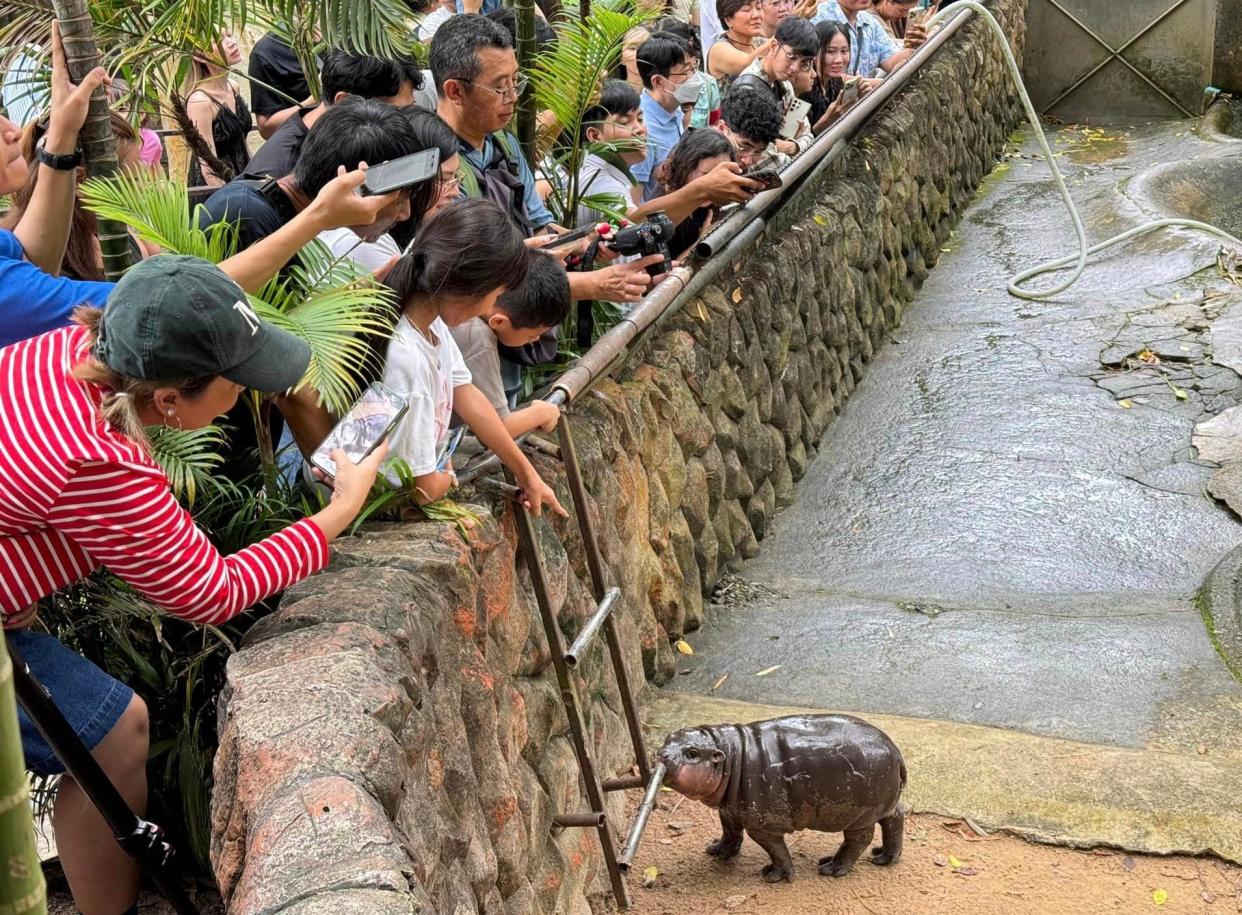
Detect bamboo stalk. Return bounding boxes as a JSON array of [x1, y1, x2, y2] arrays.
[[0, 646, 47, 915]]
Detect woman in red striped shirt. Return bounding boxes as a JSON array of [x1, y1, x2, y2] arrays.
[[0, 255, 386, 915]]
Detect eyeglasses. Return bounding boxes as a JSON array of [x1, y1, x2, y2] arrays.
[[462, 74, 529, 101], [437, 173, 461, 194], [779, 46, 816, 71]]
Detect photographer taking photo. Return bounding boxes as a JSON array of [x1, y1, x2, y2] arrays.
[[0, 256, 386, 915]]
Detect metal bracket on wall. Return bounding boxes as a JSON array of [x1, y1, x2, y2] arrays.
[[1040, 0, 1196, 117], [478, 412, 664, 910]]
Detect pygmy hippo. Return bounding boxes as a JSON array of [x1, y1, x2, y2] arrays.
[[658, 714, 906, 883]]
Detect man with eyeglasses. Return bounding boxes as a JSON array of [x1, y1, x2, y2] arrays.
[[734, 17, 818, 157], [633, 33, 705, 201], [432, 14, 669, 397], [809, 0, 915, 77], [716, 83, 785, 170]]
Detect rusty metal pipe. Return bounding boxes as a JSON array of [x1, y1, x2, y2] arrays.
[[564, 587, 621, 668], [602, 774, 646, 792], [617, 762, 666, 872], [552, 811, 607, 829]]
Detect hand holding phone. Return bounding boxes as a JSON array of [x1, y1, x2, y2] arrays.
[[311, 382, 408, 478], [838, 76, 863, 108]]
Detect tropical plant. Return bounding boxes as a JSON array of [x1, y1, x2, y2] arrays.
[[528, 1, 661, 228], [78, 172, 397, 485]]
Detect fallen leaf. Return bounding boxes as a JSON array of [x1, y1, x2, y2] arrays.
[[1119, 399, 1133, 409], [1201, 890, 1216, 903], [813, 214, 828, 227], [948, 855, 964, 869], [642, 866, 659, 888], [755, 665, 782, 677], [1152, 888, 1168, 906], [723, 895, 749, 910], [1196, 745, 1208, 755], [954, 867, 978, 876], [675, 639, 694, 655], [712, 673, 729, 691], [1122, 857, 1136, 872], [659, 838, 672, 845], [731, 288, 744, 304], [933, 854, 948, 867], [667, 821, 692, 832], [1174, 388, 1188, 400]]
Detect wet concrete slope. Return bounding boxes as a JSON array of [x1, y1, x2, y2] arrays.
[[669, 123, 1242, 758]]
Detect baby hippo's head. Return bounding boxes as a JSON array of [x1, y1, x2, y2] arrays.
[[658, 727, 727, 801]]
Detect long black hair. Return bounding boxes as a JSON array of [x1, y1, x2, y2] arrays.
[[656, 128, 736, 194]]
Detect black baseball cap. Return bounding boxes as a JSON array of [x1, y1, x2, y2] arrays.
[[95, 256, 311, 392]]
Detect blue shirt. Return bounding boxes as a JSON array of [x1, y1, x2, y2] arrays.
[[459, 131, 554, 231], [455, 0, 503, 12], [0, 230, 114, 349], [811, 1, 900, 77], [633, 91, 685, 201]]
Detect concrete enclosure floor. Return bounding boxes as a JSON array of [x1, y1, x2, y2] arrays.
[[658, 120, 1242, 857]]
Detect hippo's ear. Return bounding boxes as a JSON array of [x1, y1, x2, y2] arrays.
[[709, 748, 725, 764]]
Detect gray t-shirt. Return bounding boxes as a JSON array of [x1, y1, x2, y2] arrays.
[[449, 318, 509, 417]]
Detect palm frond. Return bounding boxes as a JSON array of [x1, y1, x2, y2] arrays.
[[147, 424, 228, 507], [529, 1, 659, 225], [79, 174, 236, 260]]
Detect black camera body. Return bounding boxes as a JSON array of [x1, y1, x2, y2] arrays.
[[607, 212, 675, 279]]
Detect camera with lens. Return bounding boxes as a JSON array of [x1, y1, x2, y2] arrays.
[[606, 212, 675, 279]]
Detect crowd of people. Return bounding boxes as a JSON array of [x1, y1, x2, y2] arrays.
[[0, 2, 946, 913]]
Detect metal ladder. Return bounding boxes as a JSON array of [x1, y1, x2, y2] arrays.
[[478, 413, 666, 910]]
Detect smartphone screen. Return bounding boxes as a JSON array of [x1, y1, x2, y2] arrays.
[[548, 222, 602, 250], [362, 149, 441, 196], [311, 382, 409, 477]]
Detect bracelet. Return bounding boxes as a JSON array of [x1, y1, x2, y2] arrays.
[[36, 136, 84, 171]]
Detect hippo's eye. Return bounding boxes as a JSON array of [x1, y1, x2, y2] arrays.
[[685, 748, 699, 761]]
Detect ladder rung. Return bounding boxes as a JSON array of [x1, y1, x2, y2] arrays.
[[552, 811, 606, 829], [617, 762, 666, 872], [564, 587, 622, 668], [602, 774, 646, 792]]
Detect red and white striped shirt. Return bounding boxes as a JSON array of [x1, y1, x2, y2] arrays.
[[0, 325, 329, 626]]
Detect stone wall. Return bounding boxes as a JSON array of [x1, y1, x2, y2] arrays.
[[209, 4, 1026, 912]]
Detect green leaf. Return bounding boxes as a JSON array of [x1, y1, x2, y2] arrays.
[[147, 424, 228, 507]]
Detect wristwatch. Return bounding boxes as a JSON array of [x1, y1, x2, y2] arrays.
[[35, 136, 84, 171]]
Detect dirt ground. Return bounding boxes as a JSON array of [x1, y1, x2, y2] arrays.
[[626, 796, 1242, 915]]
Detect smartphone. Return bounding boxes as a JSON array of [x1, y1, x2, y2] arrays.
[[548, 222, 605, 250], [780, 97, 811, 140], [907, 7, 926, 26], [838, 76, 863, 108], [745, 169, 783, 191], [310, 382, 408, 477], [361, 149, 440, 196]]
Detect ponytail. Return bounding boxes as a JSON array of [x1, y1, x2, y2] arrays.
[[70, 307, 215, 451], [386, 198, 529, 310]]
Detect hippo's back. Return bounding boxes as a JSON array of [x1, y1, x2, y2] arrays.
[[723, 714, 905, 834]]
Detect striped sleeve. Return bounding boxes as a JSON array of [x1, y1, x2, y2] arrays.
[[0, 527, 97, 619], [47, 460, 330, 625]]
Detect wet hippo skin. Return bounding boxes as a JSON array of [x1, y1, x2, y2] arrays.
[[657, 714, 907, 883]]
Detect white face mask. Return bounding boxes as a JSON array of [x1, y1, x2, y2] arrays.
[[671, 71, 705, 105]]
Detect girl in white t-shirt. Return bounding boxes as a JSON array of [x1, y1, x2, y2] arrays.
[[382, 198, 566, 516]]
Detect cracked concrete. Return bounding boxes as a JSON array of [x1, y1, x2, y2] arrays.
[[664, 124, 1242, 775]]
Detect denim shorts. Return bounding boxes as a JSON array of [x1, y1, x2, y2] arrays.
[[7, 630, 134, 776]]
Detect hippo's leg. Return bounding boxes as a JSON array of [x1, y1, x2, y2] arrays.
[[870, 804, 905, 866], [748, 831, 795, 883], [705, 810, 743, 860], [816, 826, 872, 878]]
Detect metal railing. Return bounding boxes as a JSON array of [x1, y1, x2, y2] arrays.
[[457, 4, 993, 909]]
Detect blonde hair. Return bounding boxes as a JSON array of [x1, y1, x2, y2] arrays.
[[71, 307, 216, 450]]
